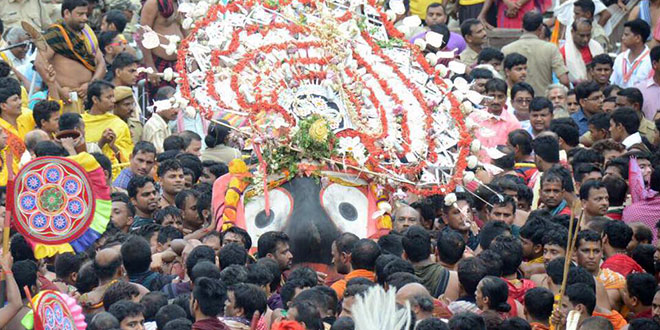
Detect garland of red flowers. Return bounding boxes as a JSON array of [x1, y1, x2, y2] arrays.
[[175, 0, 472, 196]]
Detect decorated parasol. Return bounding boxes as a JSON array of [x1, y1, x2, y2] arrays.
[[11, 153, 111, 259], [21, 290, 87, 330]]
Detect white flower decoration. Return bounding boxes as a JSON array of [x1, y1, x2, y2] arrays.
[[338, 136, 368, 166], [470, 140, 481, 154], [141, 30, 160, 50], [467, 155, 478, 169], [444, 193, 457, 206], [463, 171, 475, 185]]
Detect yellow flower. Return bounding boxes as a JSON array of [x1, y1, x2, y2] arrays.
[[309, 118, 329, 143], [228, 159, 248, 174]]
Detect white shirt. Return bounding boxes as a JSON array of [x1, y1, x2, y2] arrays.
[[610, 46, 653, 88], [142, 113, 170, 153], [622, 132, 643, 150]]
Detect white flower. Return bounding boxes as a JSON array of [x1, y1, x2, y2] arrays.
[[162, 67, 175, 81], [460, 101, 474, 115], [425, 53, 437, 66], [463, 171, 475, 185], [444, 193, 457, 206], [141, 30, 160, 49], [402, 15, 422, 28], [153, 99, 173, 112], [166, 35, 181, 44], [425, 31, 444, 48], [471, 140, 481, 154], [413, 38, 427, 50], [192, 1, 209, 17], [163, 41, 178, 56], [182, 17, 194, 30], [271, 116, 289, 129], [390, 0, 406, 15], [467, 155, 478, 169], [338, 136, 367, 166]]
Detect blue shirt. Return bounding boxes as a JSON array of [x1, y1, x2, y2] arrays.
[[571, 108, 590, 136], [113, 168, 135, 190]]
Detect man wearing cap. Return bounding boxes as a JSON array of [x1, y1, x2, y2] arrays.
[[114, 86, 143, 144]]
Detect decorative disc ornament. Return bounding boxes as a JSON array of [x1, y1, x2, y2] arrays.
[[22, 290, 87, 330], [176, 0, 476, 195], [11, 153, 111, 258]]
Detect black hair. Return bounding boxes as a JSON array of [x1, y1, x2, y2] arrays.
[[632, 244, 655, 274], [521, 11, 544, 31], [479, 220, 511, 250], [436, 229, 465, 265], [84, 80, 114, 110], [126, 175, 156, 199], [110, 52, 138, 77], [591, 55, 615, 71], [205, 121, 232, 148], [91, 153, 112, 180], [477, 47, 504, 64], [222, 226, 253, 250], [543, 226, 568, 249], [385, 272, 421, 290], [457, 257, 488, 297], [566, 283, 596, 315], [108, 300, 144, 323], [229, 283, 268, 320], [574, 163, 602, 184], [93, 250, 123, 281], [290, 300, 323, 330], [0, 77, 20, 107], [157, 225, 183, 244], [34, 140, 69, 157], [511, 82, 535, 100], [13, 260, 38, 299], [375, 255, 400, 286], [628, 319, 660, 330], [281, 278, 310, 307], [575, 81, 601, 104], [163, 135, 185, 152], [401, 225, 431, 262], [602, 175, 627, 207], [530, 96, 554, 114], [54, 252, 82, 280], [488, 194, 517, 214], [619, 87, 644, 108], [103, 281, 140, 311], [219, 243, 248, 269], [524, 287, 554, 321], [153, 206, 182, 225], [171, 293, 193, 321], [447, 312, 486, 330], [98, 31, 120, 55], [219, 265, 248, 287], [460, 19, 481, 38], [140, 291, 167, 322], [58, 112, 82, 131], [88, 312, 120, 330], [10, 234, 36, 262], [499, 317, 531, 330], [193, 277, 227, 317], [520, 218, 550, 246], [508, 129, 533, 155], [350, 239, 381, 270], [550, 124, 579, 147], [257, 231, 289, 258], [611, 107, 641, 135], [479, 276, 511, 313], [624, 19, 651, 43], [186, 245, 216, 276], [377, 234, 403, 257], [311, 285, 339, 317], [485, 78, 508, 94], [627, 272, 657, 306], [470, 68, 494, 80], [163, 318, 193, 330], [176, 153, 203, 184], [652, 45, 660, 63], [574, 0, 596, 16], [503, 53, 527, 71], [202, 160, 229, 179], [416, 318, 448, 330], [104, 9, 128, 32], [588, 112, 610, 131], [190, 261, 221, 284], [603, 84, 621, 98], [62, 0, 89, 16], [32, 100, 61, 129], [633, 224, 654, 245], [196, 193, 211, 223], [246, 263, 274, 287], [133, 223, 160, 243], [133, 141, 157, 157], [76, 262, 98, 294], [120, 235, 151, 275], [532, 135, 560, 163], [155, 304, 187, 330], [157, 158, 183, 178], [575, 230, 601, 250], [0, 61, 8, 78], [383, 259, 415, 279], [489, 235, 523, 276], [154, 86, 176, 101], [603, 220, 633, 250]]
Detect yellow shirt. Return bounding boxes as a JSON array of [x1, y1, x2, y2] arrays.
[[81, 112, 133, 178], [410, 0, 442, 20], [0, 110, 35, 185], [459, 0, 485, 6]]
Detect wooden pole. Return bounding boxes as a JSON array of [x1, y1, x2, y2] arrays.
[[553, 200, 584, 328]]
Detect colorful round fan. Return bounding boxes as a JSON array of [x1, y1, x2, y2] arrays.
[[11, 153, 111, 259], [21, 290, 86, 330]]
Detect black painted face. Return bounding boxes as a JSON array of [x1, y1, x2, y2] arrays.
[[244, 177, 370, 264]]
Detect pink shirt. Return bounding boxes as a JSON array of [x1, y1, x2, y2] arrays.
[[470, 108, 522, 150], [635, 77, 660, 120]]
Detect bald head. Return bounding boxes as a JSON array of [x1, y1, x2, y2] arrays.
[[396, 283, 431, 303], [393, 205, 421, 233], [578, 316, 614, 330], [94, 248, 123, 281], [25, 129, 50, 153]]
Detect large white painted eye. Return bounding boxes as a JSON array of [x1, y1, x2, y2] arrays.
[[320, 184, 368, 237], [244, 188, 293, 240]]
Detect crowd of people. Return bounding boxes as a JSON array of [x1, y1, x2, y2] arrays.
[[0, 0, 658, 328]]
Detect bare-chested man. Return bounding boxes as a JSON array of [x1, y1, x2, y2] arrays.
[[38, 0, 106, 113], [140, 0, 184, 98]]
